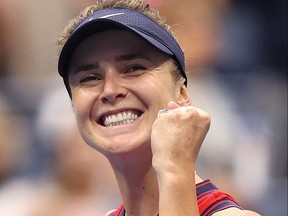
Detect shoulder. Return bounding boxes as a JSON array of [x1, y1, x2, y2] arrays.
[[212, 207, 262, 216], [102, 209, 116, 216]]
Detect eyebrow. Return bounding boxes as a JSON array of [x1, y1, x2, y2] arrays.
[[115, 52, 151, 62], [71, 52, 151, 75], [71, 63, 99, 75]]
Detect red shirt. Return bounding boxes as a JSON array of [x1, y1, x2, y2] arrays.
[[111, 179, 242, 216]]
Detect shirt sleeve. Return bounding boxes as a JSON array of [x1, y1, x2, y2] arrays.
[[196, 179, 243, 216]]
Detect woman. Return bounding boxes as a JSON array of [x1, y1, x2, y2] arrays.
[[57, 0, 261, 215]]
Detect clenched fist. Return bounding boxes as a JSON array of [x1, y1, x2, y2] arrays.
[[151, 101, 211, 176]]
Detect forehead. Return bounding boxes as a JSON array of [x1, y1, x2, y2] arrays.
[[68, 29, 172, 76], [69, 29, 171, 70], [74, 29, 162, 55]]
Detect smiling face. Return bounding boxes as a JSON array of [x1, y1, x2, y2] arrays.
[[68, 29, 189, 157]]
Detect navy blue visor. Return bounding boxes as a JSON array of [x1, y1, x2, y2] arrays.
[[58, 7, 187, 85]]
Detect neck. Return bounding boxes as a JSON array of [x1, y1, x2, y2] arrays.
[[108, 149, 159, 216]]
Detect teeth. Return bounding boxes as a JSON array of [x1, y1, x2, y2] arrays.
[[103, 112, 139, 127]]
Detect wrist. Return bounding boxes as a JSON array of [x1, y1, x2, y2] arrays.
[[152, 156, 196, 177], [155, 163, 196, 186]]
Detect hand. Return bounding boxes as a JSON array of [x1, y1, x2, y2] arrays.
[[151, 101, 211, 174], [151, 101, 210, 216]]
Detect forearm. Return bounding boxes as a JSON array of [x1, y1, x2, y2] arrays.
[[156, 163, 199, 216]]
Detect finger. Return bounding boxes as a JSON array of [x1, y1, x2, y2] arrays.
[[167, 101, 180, 110], [158, 101, 180, 116]]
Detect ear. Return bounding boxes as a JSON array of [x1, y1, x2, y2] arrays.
[[176, 82, 191, 106]]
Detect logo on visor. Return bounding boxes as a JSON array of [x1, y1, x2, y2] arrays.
[[89, 12, 125, 21]]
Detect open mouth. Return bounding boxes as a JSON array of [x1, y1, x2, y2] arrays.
[[99, 110, 142, 127]]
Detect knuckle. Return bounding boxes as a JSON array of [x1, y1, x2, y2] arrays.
[[203, 113, 211, 129]]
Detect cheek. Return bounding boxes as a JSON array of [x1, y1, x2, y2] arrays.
[[71, 90, 94, 124], [137, 79, 175, 109], [71, 94, 95, 146]]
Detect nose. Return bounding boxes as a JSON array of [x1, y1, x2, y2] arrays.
[[99, 71, 128, 104]]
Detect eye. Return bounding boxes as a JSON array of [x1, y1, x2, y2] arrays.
[[80, 74, 102, 83], [124, 65, 146, 75], [128, 65, 146, 71]]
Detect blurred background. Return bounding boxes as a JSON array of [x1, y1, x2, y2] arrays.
[[0, 0, 286, 215]]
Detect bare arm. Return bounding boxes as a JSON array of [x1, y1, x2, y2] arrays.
[[151, 101, 210, 216], [212, 208, 261, 216], [151, 101, 261, 216]]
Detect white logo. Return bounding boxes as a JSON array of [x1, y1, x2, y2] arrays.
[[88, 12, 125, 22], [99, 12, 125, 19]]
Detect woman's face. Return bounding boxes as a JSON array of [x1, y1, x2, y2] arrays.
[[68, 29, 188, 157]]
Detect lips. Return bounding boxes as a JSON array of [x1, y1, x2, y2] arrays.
[[99, 110, 142, 127]]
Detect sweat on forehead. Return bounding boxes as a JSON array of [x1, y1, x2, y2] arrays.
[[58, 7, 186, 85]]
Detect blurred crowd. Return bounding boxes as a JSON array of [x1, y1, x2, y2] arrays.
[[0, 0, 287, 215]]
